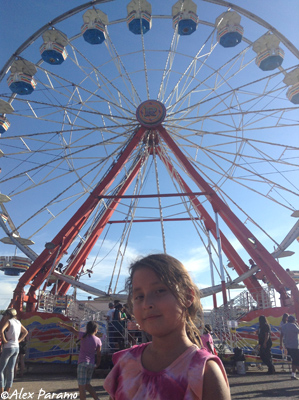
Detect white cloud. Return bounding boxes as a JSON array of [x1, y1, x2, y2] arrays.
[[0, 279, 16, 310]]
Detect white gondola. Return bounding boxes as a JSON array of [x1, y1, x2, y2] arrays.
[[0, 99, 13, 134], [0, 236, 34, 245], [215, 11, 243, 48], [172, 0, 198, 36], [283, 68, 299, 104], [286, 270, 299, 284], [252, 33, 284, 71], [40, 29, 68, 65], [7, 60, 37, 95], [127, 0, 152, 35], [272, 216, 299, 259], [0, 116, 10, 134], [0, 256, 31, 276], [0, 194, 11, 203], [0, 213, 8, 223], [81, 9, 108, 44]]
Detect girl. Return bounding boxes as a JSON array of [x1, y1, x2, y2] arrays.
[[258, 315, 275, 374], [104, 254, 230, 400], [59, 320, 102, 400], [201, 324, 217, 355], [0, 308, 28, 395]]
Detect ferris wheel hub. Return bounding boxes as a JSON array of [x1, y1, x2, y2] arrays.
[[136, 100, 166, 128]]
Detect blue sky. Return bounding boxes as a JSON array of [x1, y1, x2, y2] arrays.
[[0, 0, 299, 311]]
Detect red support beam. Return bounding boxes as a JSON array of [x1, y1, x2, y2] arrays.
[[57, 157, 145, 295], [12, 126, 147, 312], [108, 217, 201, 224], [157, 125, 299, 318], [99, 192, 209, 199], [156, 145, 262, 298]]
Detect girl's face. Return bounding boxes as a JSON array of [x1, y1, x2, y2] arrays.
[[132, 267, 186, 339]]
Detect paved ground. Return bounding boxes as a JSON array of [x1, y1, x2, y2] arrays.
[[6, 364, 299, 400]]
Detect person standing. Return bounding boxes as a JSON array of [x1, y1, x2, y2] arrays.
[[0, 308, 28, 395], [258, 315, 275, 374], [106, 302, 115, 349], [279, 313, 289, 330], [279, 313, 289, 360], [112, 303, 125, 350], [201, 324, 217, 355], [59, 320, 102, 400], [280, 315, 299, 380], [106, 302, 115, 322]]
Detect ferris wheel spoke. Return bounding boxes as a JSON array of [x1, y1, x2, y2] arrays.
[[163, 25, 220, 110], [25, 193, 89, 239], [8, 92, 135, 132], [68, 42, 139, 111], [157, 30, 181, 102], [1, 134, 129, 197], [139, 29, 150, 100], [163, 128, 299, 208], [167, 64, 291, 130], [36, 63, 136, 122], [216, 180, 291, 247], [166, 41, 253, 115], [198, 146, 299, 201], [14, 146, 131, 235], [104, 32, 142, 106]]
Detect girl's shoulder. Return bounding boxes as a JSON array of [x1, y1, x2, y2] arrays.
[[112, 342, 148, 365], [187, 348, 229, 397], [104, 344, 147, 399], [189, 347, 217, 365]]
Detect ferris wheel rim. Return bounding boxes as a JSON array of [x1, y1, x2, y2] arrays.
[[1, 0, 299, 85]]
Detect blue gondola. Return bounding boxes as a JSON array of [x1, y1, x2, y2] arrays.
[[286, 83, 299, 104], [82, 22, 106, 44], [7, 73, 37, 95], [253, 34, 284, 71], [256, 48, 284, 71], [216, 11, 243, 48], [40, 42, 67, 65], [40, 30, 68, 65], [127, 12, 151, 35], [177, 18, 197, 36], [217, 28, 243, 48], [81, 9, 108, 45], [172, 0, 198, 36], [127, 0, 152, 35]]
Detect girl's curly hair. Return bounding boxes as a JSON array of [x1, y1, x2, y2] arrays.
[[83, 321, 98, 338], [125, 253, 203, 347]]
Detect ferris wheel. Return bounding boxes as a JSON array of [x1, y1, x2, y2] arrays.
[[0, 0, 299, 315]]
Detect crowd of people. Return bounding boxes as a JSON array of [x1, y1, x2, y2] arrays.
[[0, 253, 299, 400], [106, 301, 144, 349]]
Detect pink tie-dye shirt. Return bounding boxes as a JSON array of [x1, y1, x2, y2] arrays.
[[104, 343, 228, 400]]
